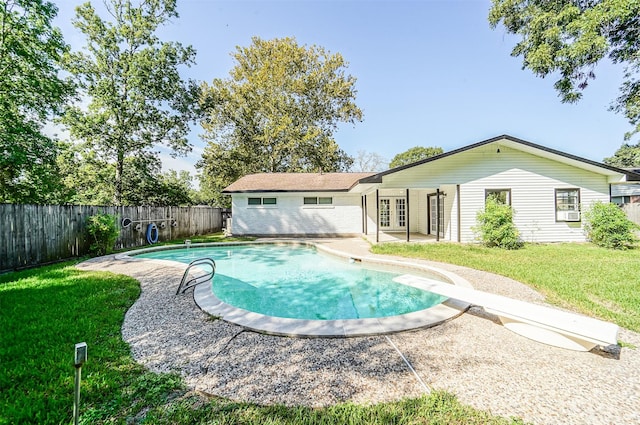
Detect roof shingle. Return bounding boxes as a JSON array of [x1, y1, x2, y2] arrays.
[[223, 172, 375, 193]]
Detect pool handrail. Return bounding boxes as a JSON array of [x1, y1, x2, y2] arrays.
[[176, 257, 216, 295]]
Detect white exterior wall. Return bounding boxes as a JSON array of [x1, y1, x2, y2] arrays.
[[364, 192, 377, 234], [440, 184, 457, 241], [407, 190, 421, 233], [377, 144, 612, 243], [231, 192, 363, 236]]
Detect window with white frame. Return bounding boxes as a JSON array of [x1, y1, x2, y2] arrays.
[[555, 188, 580, 221], [248, 197, 277, 206]]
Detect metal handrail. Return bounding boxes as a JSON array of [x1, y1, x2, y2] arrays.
[[176, 257, 216, 295]]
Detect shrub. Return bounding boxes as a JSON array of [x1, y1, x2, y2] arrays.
[[87, 213, 120, 255], [474, 196, 523, 249], [583, 201, 638, 249]]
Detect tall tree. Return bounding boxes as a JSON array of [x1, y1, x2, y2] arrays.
[[489, 0, 640, 141], [604, 143, 640, 167], [389, 146, 443, 168], [0, 0, 73, 203], [62, 0, 201, 205], [197, 36, 362, 206]]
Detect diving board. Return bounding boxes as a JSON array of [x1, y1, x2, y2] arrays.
[[394, 274, 619, 352]]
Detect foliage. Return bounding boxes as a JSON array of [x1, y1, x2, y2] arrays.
[[57, 143, 197, 206], [142, 391, 524, 424], [583, 201, 639, 249], [489, 0, 640, 142], [351, 150, 388, 172], [61, 0, 202, 206], [604, 143, 640, 167], [86, 213, 120, 255], [0, 261, 523, 424], [389, 146, 443, 168], [0, 0, 74, 203], [474, 196, 523, 249], [197, 36, 362, 206], [56, 141, 115, 204], [371, 242, 640, 331]]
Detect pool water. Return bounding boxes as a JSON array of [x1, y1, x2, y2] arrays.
[[136, 244, 448, 320]]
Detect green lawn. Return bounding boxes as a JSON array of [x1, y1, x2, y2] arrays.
[[0, 256, 524, 424], [372, 242, 640, 332]]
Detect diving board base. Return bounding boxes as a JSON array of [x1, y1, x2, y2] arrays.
[[491, 314, 597, 352]]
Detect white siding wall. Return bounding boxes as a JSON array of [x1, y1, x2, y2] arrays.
[[231, 192, 363, 236], [441, 184, 457, 241], [457, 148, 610, 242], [378, 144, 611, 243], [364, 192, 377, 234], [408, 190, 421, 233], [415, 191, 428, 234]]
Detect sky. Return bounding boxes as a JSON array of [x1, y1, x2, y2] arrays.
[[52, 0, 632, 177]]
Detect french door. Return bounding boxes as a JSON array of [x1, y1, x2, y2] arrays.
[[429, 195, 444, 237], [379, 197, 406, 231]]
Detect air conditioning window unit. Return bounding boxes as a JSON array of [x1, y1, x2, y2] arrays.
[[557, 211, 581, 222]]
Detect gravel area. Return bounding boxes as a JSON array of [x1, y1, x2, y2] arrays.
[[77, 240, 640, 425]]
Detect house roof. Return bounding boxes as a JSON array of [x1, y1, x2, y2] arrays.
[[223, 172, 376, 193], [359, 134, 640, 183]]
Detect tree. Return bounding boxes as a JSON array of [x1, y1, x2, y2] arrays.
[[604, 143, 640, 167], [62, 0, 201, 206], [197, 37, 362, 206], [351, 150, 387, 172], [0, 0, 74, 203], [489, 0, 640, 141], [57, 143, 196, 205], [389, 146, 443, 168]]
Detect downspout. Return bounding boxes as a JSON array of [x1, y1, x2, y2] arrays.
[[406, 188, 410, 242], [436, 188, 440, 242], [376, 189, 380, 243]]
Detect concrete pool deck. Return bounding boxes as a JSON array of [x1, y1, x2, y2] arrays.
[[77, 238, 640, 425]]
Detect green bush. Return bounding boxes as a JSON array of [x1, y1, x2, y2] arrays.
[[87, 213, 120, 255], [474, 196, 523, 249], [583, 201, 638, 249]]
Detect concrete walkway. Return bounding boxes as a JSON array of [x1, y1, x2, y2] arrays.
[[78, 238, 640, 425]]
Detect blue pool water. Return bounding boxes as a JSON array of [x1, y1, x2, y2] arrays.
[[136, 244, 448, 320]]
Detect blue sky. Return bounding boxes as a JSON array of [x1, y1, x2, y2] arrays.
[[53, 0, 631, 176]]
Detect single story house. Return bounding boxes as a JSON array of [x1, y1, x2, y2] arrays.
[[223, 135, 640, 243]]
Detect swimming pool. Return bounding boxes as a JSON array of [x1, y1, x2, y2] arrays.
[[136, 244, 448, 320], [129, 242, 469, 336]]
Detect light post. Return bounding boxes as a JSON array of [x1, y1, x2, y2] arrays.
[[73, 342, 87, 425]]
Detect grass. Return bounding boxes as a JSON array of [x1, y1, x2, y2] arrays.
[[0, 250, 525, 424], [162, 233, 256, 245], [371, 242, 640, 332]]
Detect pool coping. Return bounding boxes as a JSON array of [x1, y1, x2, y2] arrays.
[[116, 240, 473, 337]]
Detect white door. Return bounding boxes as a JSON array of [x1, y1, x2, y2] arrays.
[[429, 195, 444, 236], [379, 197, 406, 231]]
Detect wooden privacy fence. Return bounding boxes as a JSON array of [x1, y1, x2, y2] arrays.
[[623, 203, 640, 225], [0, 204, 223, 272]]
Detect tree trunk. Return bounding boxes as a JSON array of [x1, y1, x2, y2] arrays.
[[114, 151, 124, 206]]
